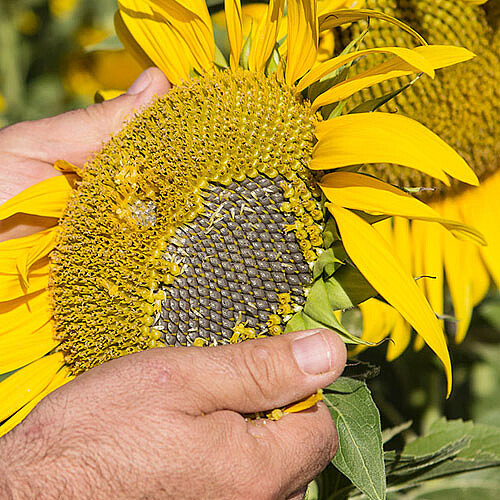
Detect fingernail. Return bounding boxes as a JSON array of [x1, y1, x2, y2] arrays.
[[292, 330, 333, 375], [127, 69, 152, 95]]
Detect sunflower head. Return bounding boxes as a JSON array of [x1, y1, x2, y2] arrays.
[[337, 0, 500, 199], [51, 70, 325, 374]]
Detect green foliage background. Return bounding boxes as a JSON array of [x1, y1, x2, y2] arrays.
[[0, 0, 117, 126]]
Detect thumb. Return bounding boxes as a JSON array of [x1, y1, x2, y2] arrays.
[[151, 329, 347, 415], [0, 67, 171, 168]]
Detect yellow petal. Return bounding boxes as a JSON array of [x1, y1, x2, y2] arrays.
[[0, 366, 73, 438], [248, 0, 285, 72], [117, 2, 191, 85], [393, 217, 412, 273], [459, 171, 500, 289], [95, 89, 126, 102], [0, 228, 55, 273], [283, 389, 323, 414], [439, 197, 475, 344], [297, 46, 435, 93], [0, 352, 64, 422], [0, 175, 75, 221], [469, 249, 491, 307], [319, 172, 484, 244], [225, 0, 243, 70], [356, 298, 395, 355], [0, 320, 58, 374], [327, 202, 452, 396], [412, 45, 476, 70], [286, 0, 318, 85], [312, 113, 479, 187], [318, 8, 427, 45], [16, 229, 57, 288], [0, 290, 51, 337], [387, 313, 411, 362], [0, 261, 50, 302], [147, 0, 215, 73], [312, 45, 474, 109], [53, 159, 83, 175], [421, 222, 444, 320], [114, 10, 156, 71]]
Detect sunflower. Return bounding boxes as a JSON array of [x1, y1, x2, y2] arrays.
[[0, 0, 484, 436], [332, 0, 499, 359]]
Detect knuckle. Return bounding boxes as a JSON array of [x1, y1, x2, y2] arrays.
[[239, 343, 281, 404]]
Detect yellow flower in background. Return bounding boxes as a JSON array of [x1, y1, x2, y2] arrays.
[[64, 49, 143, 99], [335, 0, 500, 359], [14, 9, 41, 36], [49, 0, 80, 19], [0, 93, 6, 114], [0, 0, 484, 435]]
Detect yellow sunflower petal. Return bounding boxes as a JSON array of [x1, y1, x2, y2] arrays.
[[327, 202, 452, 396], [387, 313, 411, 362], [469, 249, 491, 306], [225, 0, 243, 71], [0, 290, 51, 337], [95, 89, 126, 102], [318, 8, 427, 45], [114, 10, 155, 71], [286, 0, 318, 85], [53, 159, 83, 175], [439, 197, 475, 344], [393, 216, 412, 273], [421, 222, 444, 320], [117, 2, 191, 85], [0, 352, 64, 422], [147, 0, 215, 72], [319, 172, 484, 244], [297, 46, 435, 93], [16, 229, 57, 288], [0, 366, 73, 438], [0, 228, 55, 273], [0, 261, 50, 302], [248, 0, 285, 72], [0, 320, 58, 374], [356, 298, 395, 354], [312, 45, 474, 110], [459, 171, 500, 289], [0, 175, 75, 221], [312, 113, 479, 186]]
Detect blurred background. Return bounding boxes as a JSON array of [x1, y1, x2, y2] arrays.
[[0, 0, 140, 127]]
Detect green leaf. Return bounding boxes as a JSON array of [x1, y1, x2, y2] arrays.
[[312, 248, 344, 281], [348, 77, 419, 114], [325, 265, 378, 310], [385, 419, 500, 492], [324, 378, 386, 500], [382, 421, 413, 445], [214, 43, 229, 69]]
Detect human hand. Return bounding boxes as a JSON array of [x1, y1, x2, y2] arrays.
[[0, 329, 346, 500], [0, 67, 171, 241]]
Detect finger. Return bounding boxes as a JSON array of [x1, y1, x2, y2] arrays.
[[0, 67, 171, 170], [202, 402, 337, 499], [246, 403, 337, 499], [140, 329, 346, 415], [287, 488, 307, 500]]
